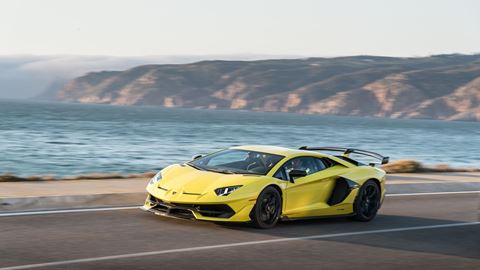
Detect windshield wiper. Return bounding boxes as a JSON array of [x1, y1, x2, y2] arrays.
[[186, 163, 205, 171], [204, 167, 237, 174], [241, 171, 262, 175], [187, 164, 236, 174]]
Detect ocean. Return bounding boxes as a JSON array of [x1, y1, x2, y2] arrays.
[[0, 100, 478, 176]]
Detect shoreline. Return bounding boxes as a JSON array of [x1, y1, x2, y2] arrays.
[[1, 160, 479, 182], [4, 99, 480, 123]]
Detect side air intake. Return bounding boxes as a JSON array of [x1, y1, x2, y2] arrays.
[[327, 177, 360, 206]]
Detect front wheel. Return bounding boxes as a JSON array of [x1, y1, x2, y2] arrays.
[[351, 180, 381, 221], [250, 186, 282, 229]]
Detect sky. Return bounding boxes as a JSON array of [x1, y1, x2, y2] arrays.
[[1, 0, 479, 57]]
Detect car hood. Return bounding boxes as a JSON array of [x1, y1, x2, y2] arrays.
[[158, 164, 260, 195]]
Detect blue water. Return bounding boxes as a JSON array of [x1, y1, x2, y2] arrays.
[[0, 100, 478, 176]]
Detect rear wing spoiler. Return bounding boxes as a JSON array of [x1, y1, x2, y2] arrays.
[[299, 146, 389, 165]]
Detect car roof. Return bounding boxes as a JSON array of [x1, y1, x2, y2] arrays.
[[231, 145, 328, 158]]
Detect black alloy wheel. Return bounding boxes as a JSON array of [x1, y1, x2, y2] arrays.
[[352, 180, 381, 221], [250, 186, 282, 229]]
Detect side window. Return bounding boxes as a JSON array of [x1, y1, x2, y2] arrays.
[[315, 158, 327, 171], [283, 157, 320, 176], [319, 158, 336, 168], [273, 167, 288, 181], [274, 156, 335, 181]]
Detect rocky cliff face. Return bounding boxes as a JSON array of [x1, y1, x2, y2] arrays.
[[57, 54, 480, 121]]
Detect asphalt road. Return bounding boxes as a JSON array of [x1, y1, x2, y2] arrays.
[[1, 192, 479, 270]]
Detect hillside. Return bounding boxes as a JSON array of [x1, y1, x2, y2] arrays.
[[56, 54, 480, 121]]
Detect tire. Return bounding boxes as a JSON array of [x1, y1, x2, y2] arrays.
[[351, 180, 381, 222], [250, 186, 282, 229]]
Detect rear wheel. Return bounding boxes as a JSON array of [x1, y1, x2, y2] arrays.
[[351, 180, 381, 221], [250, 186, 282, 229]]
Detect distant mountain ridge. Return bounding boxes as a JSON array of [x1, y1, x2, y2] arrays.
[[0, 54, 280, 99], [56, 54, 480, 121]]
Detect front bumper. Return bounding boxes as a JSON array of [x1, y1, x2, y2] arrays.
[[143, 193, 255, 222]]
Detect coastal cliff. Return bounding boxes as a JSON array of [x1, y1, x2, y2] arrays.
[[56, 54, 480, 121]]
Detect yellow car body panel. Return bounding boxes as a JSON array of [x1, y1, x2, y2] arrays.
[[143, 145, 387, 223]]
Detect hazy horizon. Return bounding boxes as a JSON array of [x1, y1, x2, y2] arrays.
[[3, 51, 480, 59]]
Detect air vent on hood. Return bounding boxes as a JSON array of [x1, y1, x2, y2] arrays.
[[182, 191, 202, 195]]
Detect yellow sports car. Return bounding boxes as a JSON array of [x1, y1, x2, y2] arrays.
[[143, 145, 389, 228]]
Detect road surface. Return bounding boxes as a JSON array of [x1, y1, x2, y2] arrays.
[[1, 191, 479, 270]]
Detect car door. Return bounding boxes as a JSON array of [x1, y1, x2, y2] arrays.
[[280, 157, 341, 217]]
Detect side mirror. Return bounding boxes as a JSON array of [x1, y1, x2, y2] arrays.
[[191, 154, 203, 160], [288, 169, 307, 183]]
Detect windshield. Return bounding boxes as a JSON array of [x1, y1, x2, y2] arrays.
[[188, 149, 284, 175]]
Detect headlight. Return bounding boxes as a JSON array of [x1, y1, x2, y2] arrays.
[[215, 185, 242, 196], [149, 171, 162, 185]]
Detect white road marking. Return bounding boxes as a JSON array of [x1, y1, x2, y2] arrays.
[[0, 191, 479, 217], [1, 221, 479, 270], [0, 206, 139, 217], [386, 191, 480, 197]]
